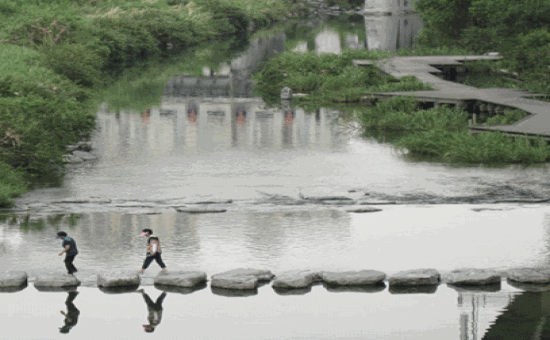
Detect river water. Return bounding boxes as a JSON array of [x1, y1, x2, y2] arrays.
[[2, 9, 550, 340]]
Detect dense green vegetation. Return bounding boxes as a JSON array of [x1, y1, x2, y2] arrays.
[[354, 97, 550, 164], [416, 0, 550, 94], [0, 0, 301, 207], [252, 49, 432, 108]]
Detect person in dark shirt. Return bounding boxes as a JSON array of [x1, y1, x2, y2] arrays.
[[57, 231, 78, 275], [59, 291, 79, 334]]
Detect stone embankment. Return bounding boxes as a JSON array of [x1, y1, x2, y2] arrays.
[[3, 267, 550, 295], [62, 141, 96, 164]]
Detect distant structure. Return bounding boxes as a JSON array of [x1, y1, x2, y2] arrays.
[[364, 0, 417, 14]]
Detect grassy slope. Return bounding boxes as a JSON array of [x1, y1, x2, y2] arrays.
[[0, 0, 300, 207]]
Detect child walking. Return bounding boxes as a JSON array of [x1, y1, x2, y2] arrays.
[[139, 229, 167, 274]]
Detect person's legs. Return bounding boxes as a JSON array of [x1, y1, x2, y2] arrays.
[[153, 253, 166, 269], [64, 255, 77, 274], [140, 256, 154, 273]]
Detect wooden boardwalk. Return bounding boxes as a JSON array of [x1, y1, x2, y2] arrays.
[[354, 55, 550, 138]]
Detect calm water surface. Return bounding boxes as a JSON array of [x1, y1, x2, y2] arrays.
[[3, 7, 550, 340]]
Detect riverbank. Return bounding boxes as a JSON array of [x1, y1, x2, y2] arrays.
[[0, 0, 308, 207], [253, 48, 550, 164]]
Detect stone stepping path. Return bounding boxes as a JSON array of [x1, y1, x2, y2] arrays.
[[5, 267, 550, 295]]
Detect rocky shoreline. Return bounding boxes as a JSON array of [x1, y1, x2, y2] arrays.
[[3, 267, 550, 295]]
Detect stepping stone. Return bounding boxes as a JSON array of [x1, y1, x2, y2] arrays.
[[211, 286, 258, 297], [34, 273, 80, 291], [448, 283, 501, 293], [99, 286, 139, 294], [323, 283, 386, 294], [53, 197, 111, 204], [72, 150, 97, 161], [446, 269, 501, 286], [388, 269, 440, 286], [359, 201, 396, 205], [507, 268, 550, 284], [389, 285, 438, 294], [176, 208, 227, 214], [507, 280, 550, 292], [154, 271, 207, 288], [322, 200, 356, 205], [155, 282, 207, 294], [321, 270, 386, 286], [272, 270, 322, 289], [303, 196, 354, 201], [97, 271, 140, 288], [0, 271, 27, 289], [211, 268, 274, 290], [185, 199, 233, 204], [346, 207, 382, 213]]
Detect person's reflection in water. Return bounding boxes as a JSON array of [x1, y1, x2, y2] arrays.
[[284, 109, 295, 126], [141, 108, 151, 122], [187, 104, 198, 123], [59, 291, 79, 334], [138, 289, 167, 333], [236, 108, 246, 127]]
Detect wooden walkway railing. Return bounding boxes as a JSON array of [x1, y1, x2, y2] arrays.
[[354, 55, 550, 139]]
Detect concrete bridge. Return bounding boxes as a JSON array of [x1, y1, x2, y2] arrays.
[[354, 55, 550, 139]]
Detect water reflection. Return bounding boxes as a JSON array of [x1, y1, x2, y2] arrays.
[[457, 290, 550, 339], [138, 289, 166, 333], [59, 291, 79, 334]]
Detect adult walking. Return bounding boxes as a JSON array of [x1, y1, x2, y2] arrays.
[[57, 231, 78, 275], [139, 229, 167, 274]]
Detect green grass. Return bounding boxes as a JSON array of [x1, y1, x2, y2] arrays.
[[252, 50, 432, 108], [351, 96, 550, 164], [0, 0, 300, 207]]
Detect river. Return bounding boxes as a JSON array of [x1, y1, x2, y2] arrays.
[[2, 8, 550, 340]]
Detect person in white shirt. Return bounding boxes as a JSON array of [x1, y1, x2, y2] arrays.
[[139, 229, 167, 274]]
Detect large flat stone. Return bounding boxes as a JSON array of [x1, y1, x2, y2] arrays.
[[154, 271, 207, 287], [446, 269, 501, 286], [0, 271, 28, 288], [272, 270, 322, 289], [346, 207, 382, 213], [388, 269, 440, 286], [321, 270, 386, 286], [34, 273, 80, 289], [507, 268, 550, 284], [211, 268, 274, 290], [176, 208, 227, 214], [97, 271, 140, 288]]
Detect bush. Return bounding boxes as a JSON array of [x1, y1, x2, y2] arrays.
[[0, 161, 27, 207]]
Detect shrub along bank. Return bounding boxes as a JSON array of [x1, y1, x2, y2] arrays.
[[252, 49, 432, 109], [354, 97, 550, 164], [0, 0, 302, 207]]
